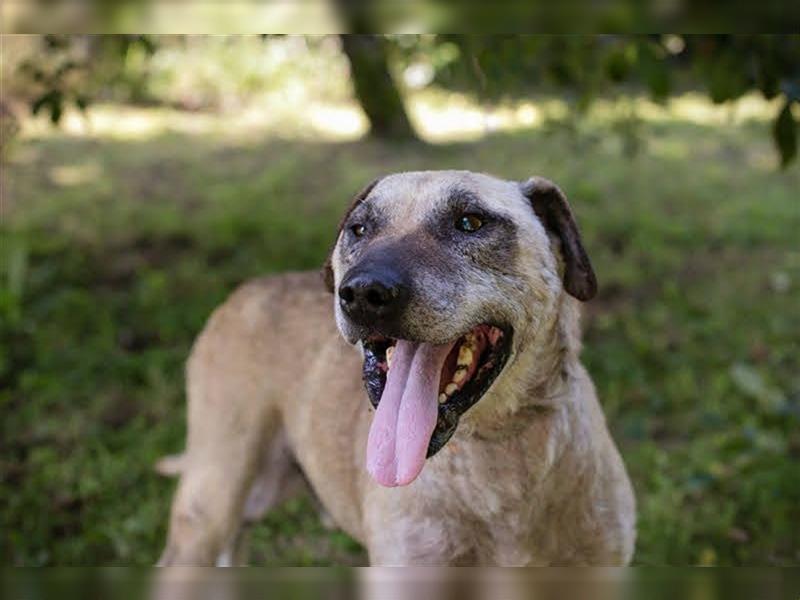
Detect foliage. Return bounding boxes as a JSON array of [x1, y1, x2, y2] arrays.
[[14, 35, 157, 123], [1, 101, 798, 565], [10, 35, 799, 163], [144, 36, 352, 111], [10, 35, 353, 115], [394, 35, 800, 166]]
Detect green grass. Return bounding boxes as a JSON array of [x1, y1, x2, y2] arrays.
[[1, 105, 799, 566]]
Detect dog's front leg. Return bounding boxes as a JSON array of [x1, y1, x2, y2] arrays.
[[158, 461, 255, 566], [158, 412, 268, 566]]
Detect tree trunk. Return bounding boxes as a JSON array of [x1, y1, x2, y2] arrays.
[[339, 35, 417, 140]]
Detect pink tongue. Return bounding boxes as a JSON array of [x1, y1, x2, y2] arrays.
[[366, 339, 454, 487]]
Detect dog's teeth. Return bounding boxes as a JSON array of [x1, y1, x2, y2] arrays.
[[445, 383, 458, 396], [453, 367, 467, 383], [438, 393, 447, 404], [457, 345, 473, 367], [386, 346, 394, 368]]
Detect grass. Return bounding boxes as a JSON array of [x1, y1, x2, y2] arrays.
[[1, 99, 799, 566]]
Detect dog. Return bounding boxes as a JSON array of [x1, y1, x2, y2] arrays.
[[157, 170, 636, 566]]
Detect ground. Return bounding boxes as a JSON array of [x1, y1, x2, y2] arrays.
[[1, 97, 799, 566]]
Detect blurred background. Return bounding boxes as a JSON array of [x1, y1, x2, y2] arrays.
[[1, 34, 799, 566]]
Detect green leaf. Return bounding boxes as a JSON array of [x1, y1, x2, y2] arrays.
[[757, 68, 780, 100], [708, 51, 748, 104], [638, 41, 670, 101], [773, 99, 797, 168], [605, 47, 632, 83], [49, 103, 63, 125], [137, 35, 158, 56], [75, 95, 90, 112], [30, 91, 56, 116]]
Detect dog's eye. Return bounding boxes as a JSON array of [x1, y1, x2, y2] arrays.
[[351, 223, 367, 237], [456, 214, 483, 233]]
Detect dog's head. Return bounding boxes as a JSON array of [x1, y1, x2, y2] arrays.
[[323, 170, 596, 487]]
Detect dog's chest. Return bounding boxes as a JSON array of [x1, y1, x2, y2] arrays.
[[414, 416, 565, 564], [420, 443, 535, 551]]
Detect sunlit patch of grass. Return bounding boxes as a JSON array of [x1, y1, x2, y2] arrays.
[[48, 161, 101, 187], [18, 91, 784, 147]]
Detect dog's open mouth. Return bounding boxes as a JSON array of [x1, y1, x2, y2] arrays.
[[361, 324, 512, 487]]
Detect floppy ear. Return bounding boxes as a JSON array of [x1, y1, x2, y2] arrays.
[[520, 177, 597, 301], [322, 177, 382, 293]]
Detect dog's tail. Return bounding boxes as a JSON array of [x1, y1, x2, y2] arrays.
[[154, 452, 186, 477]]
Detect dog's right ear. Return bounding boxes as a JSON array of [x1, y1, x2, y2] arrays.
[[322, 177, 382, 293], [520, 176, 597, 302]]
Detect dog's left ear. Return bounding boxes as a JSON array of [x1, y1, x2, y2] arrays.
[[322, 177, 383, 293], [520, 177, 597, 301]]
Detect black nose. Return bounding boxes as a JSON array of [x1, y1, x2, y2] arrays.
[[338, 267, 410, 325]]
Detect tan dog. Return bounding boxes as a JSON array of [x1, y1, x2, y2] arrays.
[[157, 170, 636, 566]]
